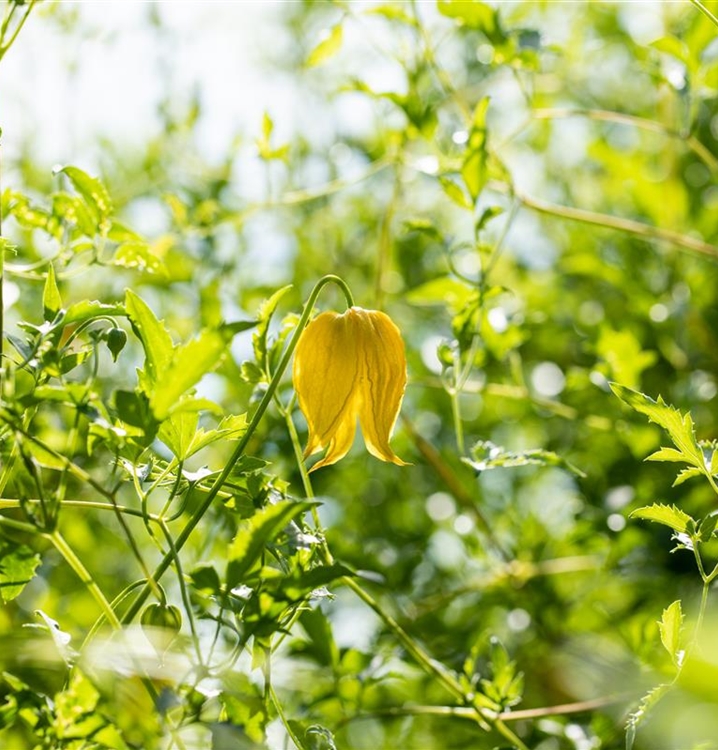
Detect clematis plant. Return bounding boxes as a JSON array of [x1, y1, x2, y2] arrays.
[[293, 306, 408, 471]]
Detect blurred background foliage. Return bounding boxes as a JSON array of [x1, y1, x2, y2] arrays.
[[2, 1, 718, 748]]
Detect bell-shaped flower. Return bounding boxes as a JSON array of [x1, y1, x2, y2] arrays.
[[292, 306, 408, 471]]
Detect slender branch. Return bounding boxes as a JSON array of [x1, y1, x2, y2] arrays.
[[338, 693, 627, 727], [531, 107, 718, 174], [504, 185, 718, 260], [0, 0, 36, 63]]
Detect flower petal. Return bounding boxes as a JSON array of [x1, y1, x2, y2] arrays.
[[355, 308, 408, 466], [292, 310, 360, 459]]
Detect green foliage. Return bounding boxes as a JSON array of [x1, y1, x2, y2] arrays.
[[3, 2, 718, 749]]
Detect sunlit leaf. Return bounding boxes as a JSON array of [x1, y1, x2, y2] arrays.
[[658, 600, 683, 666], [629, 503, 694, 535], [0, 544, 41, 602], [42, 264, 62, 322], [306, 24, 343, 67]]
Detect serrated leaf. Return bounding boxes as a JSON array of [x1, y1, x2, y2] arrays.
[[463, 440, 586, 477], [610, 384, 704, 470], [673, 467, 703, 486], [150, 329, 227, 421], [0, 544, 42, 602], [226, 502, 315, 588], [160, 412, 248, 460], [125, 289, 174, 388], [626, 684, 669, 750], [658, 600, 683, 665], [630, 503, 694, 534], [646, 447, 686, 463], [306, 24, 343, 67], [42, 264, 62, 322]]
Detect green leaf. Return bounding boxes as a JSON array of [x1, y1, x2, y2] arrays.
[[112, 242, 166, 276], [439, 176, 473, 209], [150, 329, 227, 421], [646, 447, 687, 463], [22, 437, 66, 470], [306, 24, 343, 67], [159, 411, 247, 460], [305, 724, 337, 750], [299, 606, 339, 667], [58, 165, 113, 233], [698, 514, 718, 541], [650, 36, 690, 65], [626, 684, 670, 750], [629, 503, 694, 534], [364, 4, 417, 25], [226, 501, 315, 588], [463, 440, 586, 477], [598, 330, 656, 390], [610, 384, 705, 471], [125, 289, 174, 388], [157, 410, 199, 460], [438, 0, 503, 41], [189, 563, 221, 595], [461, 98, 490, 202], [0, 544, 42, 602], [42, 264, 63, 322], [63, 300, 125, 326], [658, 600, 683, 666], [673, 467, 703, 487]]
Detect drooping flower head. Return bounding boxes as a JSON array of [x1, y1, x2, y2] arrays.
[[292, 306, 408, 472]]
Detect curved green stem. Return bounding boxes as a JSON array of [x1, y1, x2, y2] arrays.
[[690, 0, 718, 28], [47, 530, 122, 630], [120, 275, 355, 625]]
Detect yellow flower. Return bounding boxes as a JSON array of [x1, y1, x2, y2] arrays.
[[292, 306, 408, 472]]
